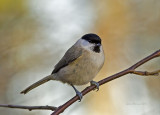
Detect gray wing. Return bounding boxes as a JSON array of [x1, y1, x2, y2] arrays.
[[51, 45, 82, 74]]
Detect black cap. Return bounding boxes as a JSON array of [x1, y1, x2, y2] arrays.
[[82, 33, 101, 44]]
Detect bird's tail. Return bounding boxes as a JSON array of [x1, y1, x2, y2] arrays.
[[20, 75, 54, 94]]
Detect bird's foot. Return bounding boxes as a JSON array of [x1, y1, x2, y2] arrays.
[[90, 81, 99, 91], [75, 90, 83, 102], [71, 84, 83, 102]]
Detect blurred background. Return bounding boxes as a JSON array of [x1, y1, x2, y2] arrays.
[[0, 0, 160, 115]]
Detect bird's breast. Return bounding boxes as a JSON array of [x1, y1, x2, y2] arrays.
[[56, 49, 104, 85]]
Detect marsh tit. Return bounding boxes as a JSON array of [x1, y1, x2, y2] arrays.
[[21, 33, 105, 101]]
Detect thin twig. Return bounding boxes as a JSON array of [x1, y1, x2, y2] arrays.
[[131, 70, 160, 76], [51, 49, 160, 115], [0, 104, 57, 111]]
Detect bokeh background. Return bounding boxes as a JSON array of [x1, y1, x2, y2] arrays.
[[0, 0, 160, 115]]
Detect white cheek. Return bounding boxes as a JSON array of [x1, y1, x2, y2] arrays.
[[76, 39, 94, 50], [81, 39, 89, 46], [82, 42, 94, 51]]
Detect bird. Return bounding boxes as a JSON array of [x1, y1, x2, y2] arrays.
[[21, 33, 105, 101]]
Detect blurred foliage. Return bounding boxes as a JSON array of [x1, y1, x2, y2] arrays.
[[93, 1, 160, 115], [0, 0, 38, 102], [0, 0, 26, 25], [0, 0, 25, 12], [0, 0, 160, 115]]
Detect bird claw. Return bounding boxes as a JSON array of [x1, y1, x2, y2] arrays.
[[71, 84, 83, 102], [90, 81, 99, 91], [75, 90, 83, 102]]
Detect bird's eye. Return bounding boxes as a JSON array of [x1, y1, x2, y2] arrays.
[[88, 40, 94, 43]]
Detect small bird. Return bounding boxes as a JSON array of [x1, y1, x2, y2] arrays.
[[21, 33, 105, 101]]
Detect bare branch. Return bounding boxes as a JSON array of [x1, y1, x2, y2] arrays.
[[0, 104, 57, 111], [51, 49, 160, 115], [131, 70, 160, 76], [0, 50, 159, 115]]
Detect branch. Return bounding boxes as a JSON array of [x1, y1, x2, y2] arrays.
[[0, 104, 57, 111], [0, 50, 159, 115], [131, 70, 160, 76], [51, 49, 160, 115]]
